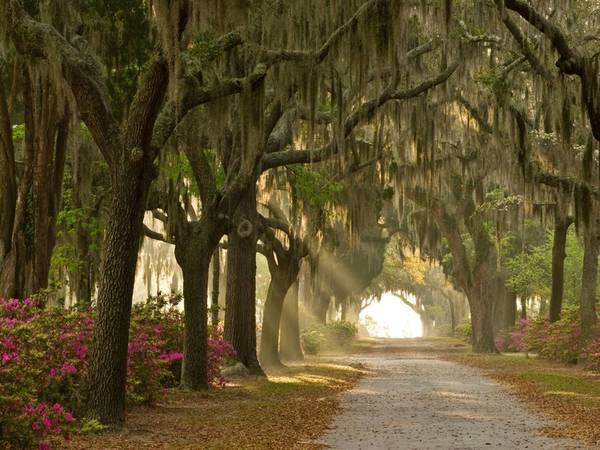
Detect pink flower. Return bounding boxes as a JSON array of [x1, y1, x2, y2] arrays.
[[42, 416, 53, 429], [32, 422, 40, 430], [52, 403, 63, 413], [48, 368, 58, 378], [60, 363, 77, 374], [64, 412, 74, 422], [38, 443, 50, 450], [160, 351, 183, 362]]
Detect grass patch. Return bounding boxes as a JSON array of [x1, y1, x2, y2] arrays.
[[65, 362, 363, 450], [520, 372, 600, 398]]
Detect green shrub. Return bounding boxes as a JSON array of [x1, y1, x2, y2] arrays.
[[524, 308, 582, 363], [300, 330, 323, 355], [455, 320, 472, 342], [300, 321, 358, 354]]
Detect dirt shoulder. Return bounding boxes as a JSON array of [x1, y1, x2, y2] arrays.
[[441, 349, 600, 447], [65, 362, 363, 450]]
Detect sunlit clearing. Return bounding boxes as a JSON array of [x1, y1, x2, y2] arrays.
[[359, 292, 423, 338]]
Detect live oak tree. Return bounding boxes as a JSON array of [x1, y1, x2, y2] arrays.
[[3, 0, 274, 424]]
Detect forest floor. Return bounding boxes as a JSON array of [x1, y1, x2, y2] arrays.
[[318, 337, 599, 449], [65, 362, 364, 450]]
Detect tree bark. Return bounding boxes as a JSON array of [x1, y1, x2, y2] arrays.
[[468, 279, 497, 352], [224, 187, 264, 375], [177, 233, 213, 390], [172, 208, 225, 389], [550, 214, 572, 322], [86, 171, 153, 425], [259, 274, 289, 368], [279, 280, 303, 361]]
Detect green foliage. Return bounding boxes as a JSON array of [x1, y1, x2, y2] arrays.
[[504, 228, 584, 304], [455, 320, 472, 342], [476, 188, 522, 213], [11, 124, 25, 143], [79, 418, 108, 434], [300, 321, 358, 354], [288, 166, 343, 210]]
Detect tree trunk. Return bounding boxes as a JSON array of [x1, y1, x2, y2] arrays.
[[580, 226, 599, 340], [492, 276, 507, 333], [469, 296, 497, 352], [468, 274, 497, 353], [504, 290, 517, 328], [174, 214, 224, 390], [0, 74, 67, 299], [0, 74, 17, 277], [179, 246, 211, 390], [447, 295, 456, 336], [224, 188, 264, 375], [259, 274, 289, 368], [340, 297, 348, 321], [211, 248, 221, 327], [86, 170, 152, 425], [550, 215, 571, 322], [520, 296, 527, 320], [280, 279, 303, 361]]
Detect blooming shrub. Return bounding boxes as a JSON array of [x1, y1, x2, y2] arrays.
[[1, 294, 235, 449], [495, 319, 528, 352], [524, 308, 582, 363], [586, 336, 600, 372], [208, 325, 236, 386], [0, 298, 84, 449]]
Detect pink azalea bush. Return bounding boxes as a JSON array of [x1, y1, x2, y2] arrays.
[[495, 319, 528, 352], [208, 325, 236, 386], [524, 308, 583, 363], [586, 336, 600, 372], [1, 294, 235, 449]]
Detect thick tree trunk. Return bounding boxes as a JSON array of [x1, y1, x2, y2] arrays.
[[580, 227, 599, 340], [259, 274, 289, 368], [174, 214, 224, 390], [469, 296, 497, 352], [179, 249, 211, 390], [280, 280, 303, 361], [468, 273, 497, 353], [550, 215, 571, 322], [224, 188, 264, 375], [86, 170, 152, 425]]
